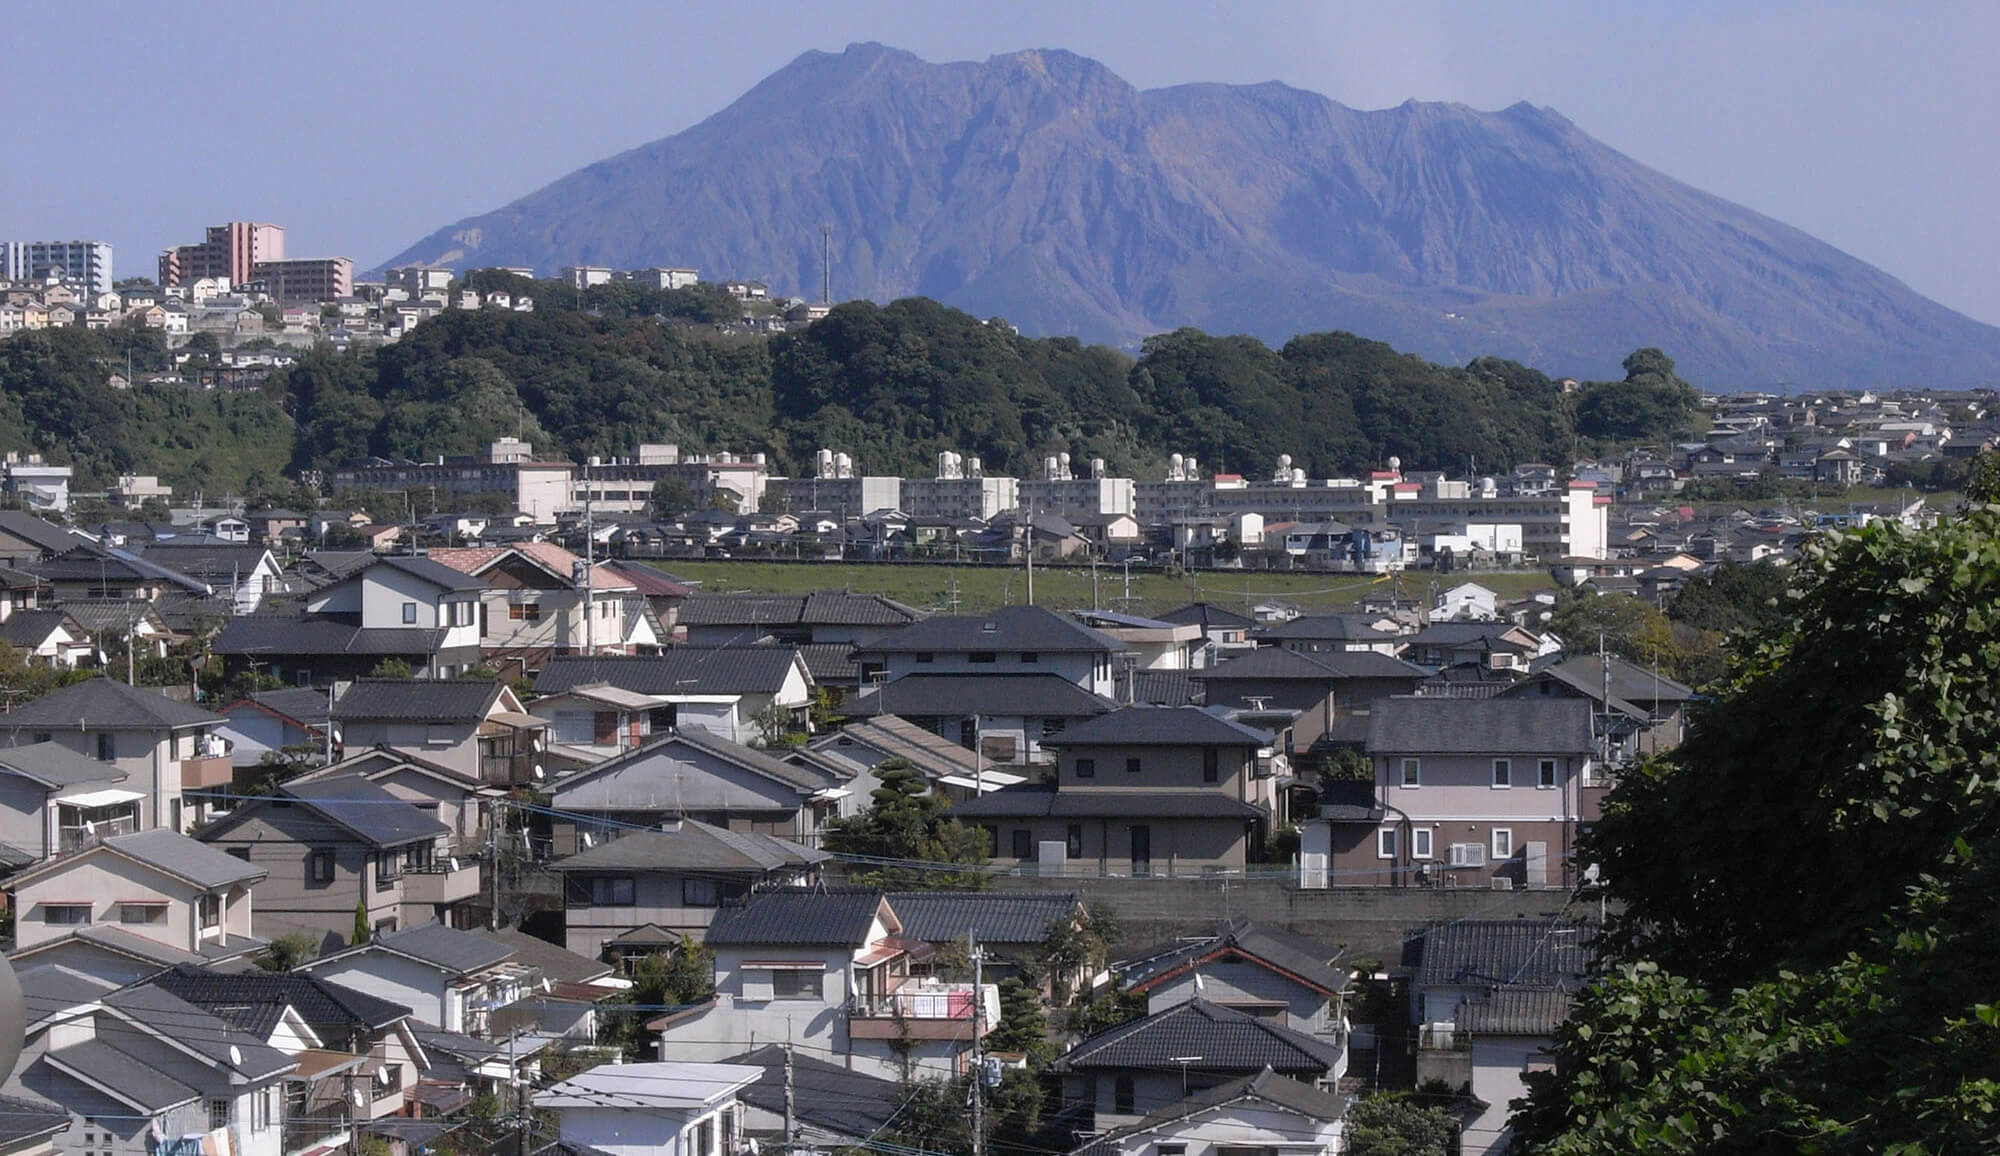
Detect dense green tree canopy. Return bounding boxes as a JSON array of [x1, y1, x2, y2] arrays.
[[820, 760, 988, 889]]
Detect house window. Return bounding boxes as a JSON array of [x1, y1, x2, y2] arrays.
[[508, 603, 543, 622], [590, 877, 635, 906], [1075, 758, 1095, 779], [1041, 718, 1066, 739], [1539, 759, 1559, 788], [198, 893, 221, 929], [1492, 828, 1515, 860], [983, 826, 999, 857], [1376, 827, 1398, 860], [1493, 759, 1512, 788], [1066, 824, 1083, 859], [1113, 1074, 1135, 1115], [1400, 758, 1420, 787], [1412, 828, 1433, 859], [771, 969, 822, 1000], [1125, 757, 1142, 775], [914, 653, 934, 664], [1011, 829, 1033, 860], [1155, 1148, 1187, 1156], [401, 601, 417, 624], [682, 878, 718, 907], [96, 732, 114, 762], [44, 904, 91, 925], [374, 917, 398, 936], [120, 901, 167, 924], [309, 849, 336, 883], [1020, 652, 1039, 663], [208, 1100, 230, 1133], [1202, 747, 1220, 783], [969, 652, 996, 664]]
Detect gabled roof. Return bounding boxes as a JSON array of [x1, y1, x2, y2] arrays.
[[678, 591, 921, 628], [133, 542, 277, 580], [726, 1044, 906, 1140], [0, 1094, 70, 1148], [1117, 921, 1349, 997], [147, 963, 413, 1037], [0, 510, 83, 554], [0, 740, 127, 789], [952, 784, 1266, 820], [600, 559, 695, 599], [0, 609, 83, 647], [1367, 696, 1595, 755], [1539, 654, 1696, 706], [1453, 987, 1576, 1036], [315, 921, 515, 976], [806, 715, 980, 778], [1192, 647, 1428, 683], [791, 641, 861, 684], [854, 605, 1120, 655], [56, 599, 170, 635], [845, 673, 1117, 719], [213, 614, 450, 657], [1403, 622, 1542, 652], [1073, 1068, 1349, 1156], [1414, 919, 1592, 991], [534, 648, 807, 696], [99, 983, 296, 1080], [1260, 614, 1399, 642], [1059, 998, 1344, 1074], [704, 891, 896, 947], [332, 678, 504, 723], [471, 928, 614, 986], [0, 677, 223, 731], [1043, 706, 1271, 748], [552, 728, 835, 808], [6, 827, 268, 891], [230, 687, 334, 729], [883, 891, 1080, 946], [545, 819, 828, 875], [274, 776, 452, 846], [366, 553, 489, 592]]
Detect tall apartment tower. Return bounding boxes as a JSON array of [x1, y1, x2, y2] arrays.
[[158, 222, 284, 286], [2, 241, 113, 296]]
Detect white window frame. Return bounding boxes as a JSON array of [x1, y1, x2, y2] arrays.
[[1538, 758, 1559, 789], [1376, 827, 1398, 860], [1411, 827, 1433, 860], [1492, 758, 1512, 788], [1399, 758, 1421, 788], [1492, 828, 1514, 860]]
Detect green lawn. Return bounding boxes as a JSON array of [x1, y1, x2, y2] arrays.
[[652, 559, 1560, 616]]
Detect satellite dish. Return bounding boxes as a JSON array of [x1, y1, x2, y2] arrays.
[[229, 1045, 242, 1066], [447, 857, 460, 873], [350, 1088, 367, 1107], [1583, 862, 1602, 884], [532, 764, 545, 781]]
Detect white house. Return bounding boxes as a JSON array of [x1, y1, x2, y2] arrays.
[[1073, 1068, 1349, 1156], [534, 1062, 760, 1156]]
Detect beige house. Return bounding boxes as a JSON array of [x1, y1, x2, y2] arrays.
[[331, 678, 546, 787], [287, 746, 497, 851], [427, 544, 639, 678], [0, 742, 134, 867], [0, 678, 233, 832]]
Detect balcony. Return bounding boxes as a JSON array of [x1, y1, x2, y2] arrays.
[[181, 754, 235, 789], [401, 857, 482, 907], [848, 982, 1000, 1042]]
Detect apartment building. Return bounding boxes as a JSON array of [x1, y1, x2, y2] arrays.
[[159, 221, 284, 286], [1, 241, 112, 296]]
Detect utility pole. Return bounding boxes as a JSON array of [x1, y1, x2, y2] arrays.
[[969, 929, 986, 1156], [820, 224, 832, 304], [581, 459, 596, 655], [487, 798, 503, 930], [782, 1041, 796, 1156]]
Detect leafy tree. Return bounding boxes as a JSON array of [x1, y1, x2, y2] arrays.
[[257, 931, 321, 972], [1345, 1093, 1458, 1156], [651, 478, 695, 519], [1573, 348, 1702, 445], [352, 901, 371, 946], [1664, 559, 1792, 636], [1512, 508, 2000, 1152], [984, 978, 1055, 1064], [1964, 449, 2000, 503], [604, 939, 716, 1059], [821, 760, 988, 890], [1545, 592, 1675, 666], [367, 658, 413, 679]]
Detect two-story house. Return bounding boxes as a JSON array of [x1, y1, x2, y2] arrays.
[[213, 554, 487, 684], [547, 817, 828, 960], [302, 922, 540, 1037], [1071, 1069, 1351, 1156], [0, 742, 134, 867], [852, 605, 1125, 696], [527, 683, 662, 764], [1115, 921, 1349, 1046], [1192, 647, 1429, 757], [213, 687, 333, 770], [1495, 654, 1696, 761], [0, 678, 233, 831], [1397, 623, 1557, 673], [6, 828, 266, 982], [197, 777, 477, 947], [427, 544, 639, 677], [840, 672, 1119, 764], [6, 971, 297, 1156], [673, 591, 920, 648], [285, 746, 495, 853], [1154, 602, 1258, 664], [534, 1062, 761, 1156], [1256, 614, 1405, 656], [648, 892, 998, 1081], [132, 542, 284, 614], [1299, 697, 1597, 890], [535, 649, 816, 732], [330, 678, 545, 786], [954, 706, 1277, 876]]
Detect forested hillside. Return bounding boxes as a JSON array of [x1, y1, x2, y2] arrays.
[[0, 297, 1702, 503]]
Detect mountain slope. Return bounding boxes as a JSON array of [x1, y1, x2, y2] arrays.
[[378, 44, 2000, 386]]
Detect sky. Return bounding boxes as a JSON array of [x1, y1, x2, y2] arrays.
[[9, 1, 1997, 323]]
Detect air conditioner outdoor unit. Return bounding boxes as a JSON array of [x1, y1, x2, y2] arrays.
[[1448, 843, 1486, 869], [1491, 877, 1514, 891]]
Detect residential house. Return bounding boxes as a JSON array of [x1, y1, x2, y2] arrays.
[[882, 890, 1084, 988], [330, 678, 545, 786], [675, 591, 920, 647], [0, 566, 48, 625], [52, 600, 175, 659], [0, 1095, 68, 1156], [1071, 1069, 1350, 1156], [197, 777, 477, 946], [1192, 648, 1429, 759], [1115, 921, 1349, 1045], [1072, 610, 1204, 671], [426, 544, 639, 677], [1496, 655, 1697, 761], [0, 611, 92, 669], [547, 818, 829, 959], [6, 971, 297, 1156], [547, 728, 854, 854], [724, 1044, 905, 1152], [852, 605, 1125, 696], [598, 559, 691, 638], [1154, 602, 1258, 664], [533, 1062, 760, 1156], [954, 706, 1278, 876], [795, 715, 989, 798], [1298, 697, 1597, 891], [28, 543, 212, 603], [214, 687, 333, 769], [0, 678, 233, 831], [1056, 999, 1346, 1132], [0, 743, 133, 868], [0, 512, 80, 568], [842, 672, 1118, 765], [286, 746, 497, 850], [134, 542, 282, 614], [1430, 582, 1500, 622], [527, 683, 661, 764], [1398, 622, 1557, 672], [648, 892, 998, 1081], [301, 922, 541, 1037], [535, 649, 815, 729], [214, 554, 486, 684], [6, 828, 266, 980], [1256, 614, 1404, 656], [1412, 920, 1590, 1156]]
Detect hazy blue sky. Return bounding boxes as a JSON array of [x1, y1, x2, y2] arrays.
[[10, 1, 1996, 322]]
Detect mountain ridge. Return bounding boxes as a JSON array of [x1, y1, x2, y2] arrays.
[[378, 43, 2000, 387]]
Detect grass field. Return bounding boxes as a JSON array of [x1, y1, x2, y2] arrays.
[[654, 559, 1560, 616]]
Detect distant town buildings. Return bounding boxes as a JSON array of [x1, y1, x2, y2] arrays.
[[1, 240, 113, 297], [159, 221, 285, 286]]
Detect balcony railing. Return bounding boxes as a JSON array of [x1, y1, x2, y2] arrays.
[[848, 983, 1000, 1041], [402, 859, 482, 906]]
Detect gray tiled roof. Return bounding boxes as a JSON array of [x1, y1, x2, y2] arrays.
[[1155, 602, 1256, 631], [704, 891, 889, 947], [0, 510, 83, 555], [1193, 647, 1429, 683], [1073, 1069, 1350, 1156], [133, 543, 274, 580], [0, 741, 127, 788], [0, 1094, 70, 1147], [1261, 615, 1398, 642], [45, 1038, 199, 1112], [243, 687, 334, 727], [1415, 920, 1593, 991], [271, 776, 450, 846], [0, 677, 222, 730], [546, 819, 827, 874], [1366, 696, 1595, 755], [952, 784, 1266, 820], [791, 641, 861, 684], [1044, 706, 1271, 748], [845, 673, 1117, 719], [332, 678, 502, 723], [535, 648, 806, 696], [1454, 987, 1576, 1035], [807, 716, 980, 778], [101, 984, 295, 1079], [1120, 669, 1200, 707], [1060, 998, 1344, 1074], [0, 610, 80, 647], [727, 1044, 905, 1141], [371, 554, 489, 592], [1118, 921, 1349, 996], [855, 605, 1120, 655], [358, 921, 516, 975], [214, 613, 456, 657], [96, 827, 267, 889], [148, 964, 413, 1038], [679, 592, 920, 628], [472, 928, 613, 985], [883, 891, 1080, 946]]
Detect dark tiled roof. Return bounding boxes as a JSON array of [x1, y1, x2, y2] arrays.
[[679, 592, 919, 628], [90, 828, 267, 889], [727, 1044, 905, 1140], [855, 606, 1119, 655], [952, 784, 1266, 820], [1120, 669, 1200, 707], [1155, 602, 1256, 631], [808, 716, 980, 778], [0, 1094, 70, 1147], [883, 891, 1080, 946], [1404, 622, 1537, 650], [148, 964, 412, 1038], [133, 543, 274, 580], [371, 554, 489, 592], [1542, 655, 1696, 706], [0, 741, 126, 788], [1193, 647, 1429, 683], [1454, 987, 1576, 1035], [1261, 615, 1397, 642], [1060, 998, 1343, 1075], [0, 609, 80, 646], [333, 678, 502, 723], [45, 1038, 199, 1112], [0, 677, 222, 730], [790, 641, 860, 684], [845, 674, 1117, 719], [101, 984, 294, 1078], [1045, 706, 1270, 748], [704, 891, 890, 947], [535, 648, 806, 696], [1415, 920, 1593, 991], [546, 820, 828, 874], [214, 614, 450, 656], [600, 560, 694, 599], [268, 776, 450, 846], [1367, 696, 1594, 755], [242, 687, 334, 727], [1074, 1069, 1349, 1156], [1118, 921, 1348, 996], [0, 510, 82, 554], [472, 928, 614, 985], [354, 921, 516, 974], [54, 599, 165, 634]]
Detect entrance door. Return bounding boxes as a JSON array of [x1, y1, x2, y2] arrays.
[[1130, 825, 1152, 876]]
